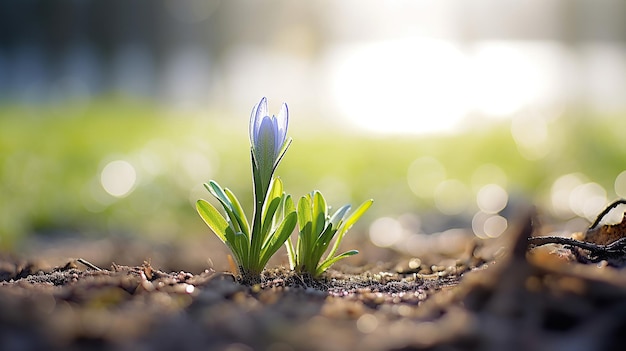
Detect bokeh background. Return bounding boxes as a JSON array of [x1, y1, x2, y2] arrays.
[[2, 0, 626, 271]]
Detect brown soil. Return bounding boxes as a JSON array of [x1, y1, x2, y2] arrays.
[[2, 216, 626, 351]]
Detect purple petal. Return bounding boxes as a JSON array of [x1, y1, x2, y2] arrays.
[[255, 97, 268, 124], [249, 102, 260, 144], [276, 103, 288, 145], [250, 97, 269, 146], [257, 116, 277, 167]]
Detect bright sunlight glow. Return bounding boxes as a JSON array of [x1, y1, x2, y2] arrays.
[[331, 39, 468, 135], [330, 39, 563, 134]]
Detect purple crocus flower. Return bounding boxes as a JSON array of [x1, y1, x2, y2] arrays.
[[249, 97, 289, 187]]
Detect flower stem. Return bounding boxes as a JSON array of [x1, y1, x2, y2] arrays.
[[249, 150, 271, 276]]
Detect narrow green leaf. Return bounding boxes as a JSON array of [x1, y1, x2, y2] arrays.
[[311, 191, 327, 238], [327, 199, 373, 259], [249, 151, 266, 269], [197, 200, 247, 267], [285, 235, 296, 270], [196, 200, 229, 243], [316, 250, 359, 277], [296, 194, 313, 266], [204, 181, 244, 234], [312, 225, 338, 265], [265, 177, 283, 205], [259, 212, 297, 268], [224, 188, 250, 238], [273, 192, 285, 229], [296, 221, 311, 268], [232, 231, 249, 267], [343, 199, 373, 229], [329, 204, 351, 228], [262, 178, 284, 217], [259, 178, 283, 248], [284, 194, 295, 216], [282, 194, 297, 269], [261, 196, 282, 247], [206, 181, 232, 210], [296, 194, 312, 226]]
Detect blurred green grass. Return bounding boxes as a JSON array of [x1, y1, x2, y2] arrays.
[[1, 99, 625, 249]]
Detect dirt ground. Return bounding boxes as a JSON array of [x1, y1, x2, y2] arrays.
[[2, 213, 626, 351]]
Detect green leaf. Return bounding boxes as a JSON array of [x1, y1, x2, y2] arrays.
[[297, 221, 312, 268], [225, 188, 250, 238], [329, 204, 351, 228], [316, 250, 359, 277], [206, 181, 232, 210], [312, 191, 327, 239], [312, 224, 338, 265], [262, 178, 284, 217], [196, 199, 229, 243], [285, 235, 296, 270], [296, 194, 313, 266], [259, 178, 284, 245], [261, 196, 282, 247], [327, 199, 373, 259], [205, 181, 244, 234], [273, 192, 295, 229], [259, 212, 297, 268], [232, 231, 249, 267], [297, 194, 312, 236], [281, 194, 297, 269], [340, 200, 373, 234], [284, 194, 295, 216], [197, 200, 247, 267]]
